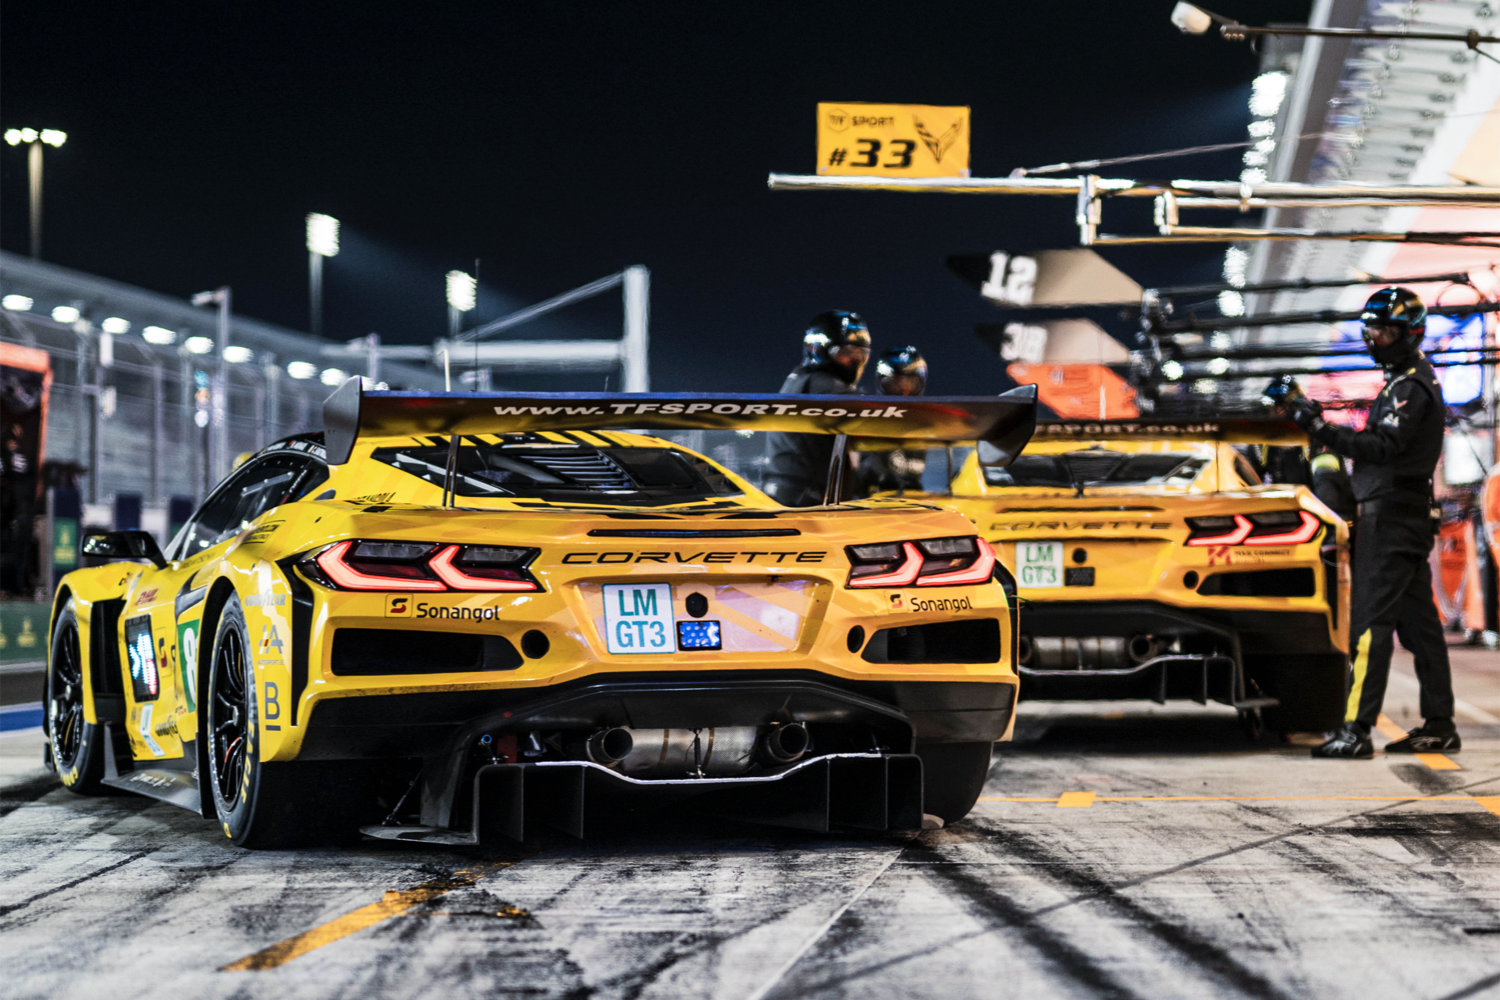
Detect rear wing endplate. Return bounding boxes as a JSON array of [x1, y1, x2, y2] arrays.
[[1033, 417, 1307, 446], [323, 380, 1038, 466]]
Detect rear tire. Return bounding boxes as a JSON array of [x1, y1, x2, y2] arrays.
[[206, 593, 370, 848], [916, 741, 994, 824], [48, 599, 108, 794]]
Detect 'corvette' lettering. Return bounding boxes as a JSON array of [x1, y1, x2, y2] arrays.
[[559, 551, 827, 564]]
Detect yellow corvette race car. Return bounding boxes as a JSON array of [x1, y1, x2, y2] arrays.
[[900, 418, 1350, 735], [44, 382, 1036, 846]]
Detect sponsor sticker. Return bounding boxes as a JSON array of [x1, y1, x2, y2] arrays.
[[602, 583, 675, 655], [176, 619, 199, 712], [386, 595, 412, 617], [138, 704, 165, 758]]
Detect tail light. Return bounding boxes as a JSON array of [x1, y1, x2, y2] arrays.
[[1186, 511, 1322, 547], [846, 536, 996, 588], [302, 540, 542, 592]]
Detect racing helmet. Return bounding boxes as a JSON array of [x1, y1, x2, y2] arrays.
[[876, 346, 928, 396], [802, 310, 872, 384], [1360, 287, 1426, 369]]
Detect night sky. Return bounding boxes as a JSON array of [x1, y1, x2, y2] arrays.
[[2, 1, 1310, 393]]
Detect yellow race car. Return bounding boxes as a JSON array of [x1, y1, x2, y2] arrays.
[[890, 418, 1350, 735], [44, 382, 1036, 846]]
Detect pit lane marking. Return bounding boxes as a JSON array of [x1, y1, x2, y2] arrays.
[[981, 794, 1497, 810], [1377, 713, 1461, 770], [220, 860, 519, 971]]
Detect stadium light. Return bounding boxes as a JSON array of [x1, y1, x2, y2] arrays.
[[184, 336, 215, 354], [320, 367, 347, 385], [287, 361, 318, 379], [101, 316, 131, 334], [51, 305, 80, 324], [6, 127, 67, 258], [2, 294, 33, 311], [223, 345, 253, 363], [446, 269, 477, 338], [306, 213, 340, 337], [1171, 4, 1499, 64], [143, 326, 176, 345]]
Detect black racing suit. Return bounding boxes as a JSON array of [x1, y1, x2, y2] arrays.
[[763, 366, 858, 507], [1306, 356, 1453, 731]]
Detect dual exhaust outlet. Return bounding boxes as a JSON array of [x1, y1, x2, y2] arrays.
[[1017, 633, 1169, 671], [573, 723, 811, 778]]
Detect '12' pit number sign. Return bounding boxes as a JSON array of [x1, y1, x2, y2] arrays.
[[817, 103, 970, 178]]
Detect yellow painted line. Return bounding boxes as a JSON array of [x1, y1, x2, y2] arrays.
[[221, 862, 514, 971], [1476, 798, 1500, 818], [1415, 753, 1462, 770], [1057, 791, 1096, 808], [1375, 713, 1409, 742]]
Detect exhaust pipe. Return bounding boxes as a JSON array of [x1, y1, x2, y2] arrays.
[[1127, 634, 1166, 664], [582, 727, 634, 763], [758, 722, 810, 764]]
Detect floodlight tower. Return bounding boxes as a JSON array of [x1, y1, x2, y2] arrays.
[[4, 128, 67, 259], [306, 213, 340, 337], [447, 270, 477, 338]]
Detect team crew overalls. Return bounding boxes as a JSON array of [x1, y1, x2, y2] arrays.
[[1308, 356, 1453, 732], [763, 368, 860, 506]]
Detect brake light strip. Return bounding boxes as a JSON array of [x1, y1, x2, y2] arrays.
[[849, 542, 923, 588], [1185, 514, 1253, 547], [315, 540, 446, 591], [428, 545, 538, 592], [918, 538, 997, 586], [1244, 511, 1321, 546]]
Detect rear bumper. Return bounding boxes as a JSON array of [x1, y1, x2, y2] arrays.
[[364, 752, 924, 843], [294, 670, 1015, 830]]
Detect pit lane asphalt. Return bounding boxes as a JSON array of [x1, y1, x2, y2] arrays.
[[2, 645, 1497, 1000]]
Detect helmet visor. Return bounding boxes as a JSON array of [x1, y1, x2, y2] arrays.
[[1362, 321, 1405, 348]]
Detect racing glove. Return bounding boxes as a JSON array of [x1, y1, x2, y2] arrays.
[[1285, 396, 1326, 434]]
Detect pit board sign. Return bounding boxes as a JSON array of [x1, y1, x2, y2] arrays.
[[817, 103, 970, 178]]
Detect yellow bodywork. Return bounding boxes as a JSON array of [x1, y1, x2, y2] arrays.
[[55, 429, 1018, 778]]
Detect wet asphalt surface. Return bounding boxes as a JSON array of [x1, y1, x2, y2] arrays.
[[2, 650, 1498, 1000]]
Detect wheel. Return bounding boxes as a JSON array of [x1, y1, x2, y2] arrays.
[[49, 598, 108, 794], [206, 593, 369, 848], [916, 741, 994, 824]]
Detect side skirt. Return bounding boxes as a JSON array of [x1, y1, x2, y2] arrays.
[[99, 723, 202, 811]]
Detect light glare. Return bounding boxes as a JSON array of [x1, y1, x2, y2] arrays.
[[1161, 360, 1185, 380], [142, 326, 176, 345], [3, 130, 19, 146], [1207, 357, 1232, 375], [446, 270, 477, 312], [223, 345, 253, 363], [184, 336, 215, 354], [19, 128, 37, 143], [39, 130, 66, 147], [320, 367, 347, 385], [51, 305, 81, 323], [1249, 72, 1288, 118], [287, 361, 318, 379], [2, 294, 33, 311], [306, 213, 340, 257], [1218, 290, 1246, 317], [101, 316, 131, 334]]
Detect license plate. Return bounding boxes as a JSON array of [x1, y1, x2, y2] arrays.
[[1016, 541, 1063, 588], [602, 583, 675, 654]]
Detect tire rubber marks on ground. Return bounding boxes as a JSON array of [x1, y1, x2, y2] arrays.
[[220, 860, 519, 971]]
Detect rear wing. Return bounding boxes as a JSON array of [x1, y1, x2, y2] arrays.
[[323, 380, 1038, 466], [1032, 417, 1306, 446]]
